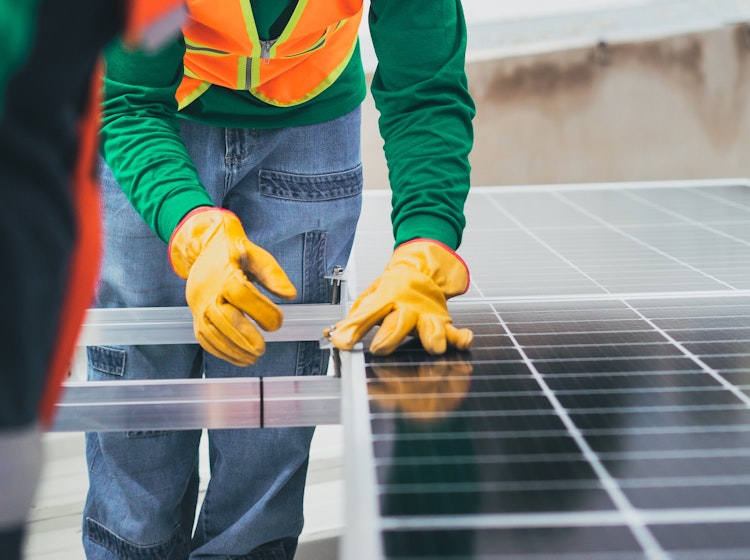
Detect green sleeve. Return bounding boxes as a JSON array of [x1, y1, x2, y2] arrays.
[[0, 0, 40, 115], [368, 0, 475, 250], [100, 36, 214, 243]]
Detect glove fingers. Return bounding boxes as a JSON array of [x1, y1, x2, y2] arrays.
[[238, 239, 297, 300], [415, 318, 474, 355], [370, 308, 419, 356], [198, 303, 266, 365], [330, 298, 394, 351], [415, 314, 447, 356], [224, 269, 285, 332], [195, 329, 258, 368], [445, 323, 474, 351]]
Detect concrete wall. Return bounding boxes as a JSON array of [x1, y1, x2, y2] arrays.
[[361, 23, 750, 189]]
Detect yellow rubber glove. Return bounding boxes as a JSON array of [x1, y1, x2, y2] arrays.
[[169, 207, 297, 366], [327, 239, 473, 355], [368, 359, 473, 422]]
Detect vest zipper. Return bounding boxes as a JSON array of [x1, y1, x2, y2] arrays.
[[260, 39, 277, 63]]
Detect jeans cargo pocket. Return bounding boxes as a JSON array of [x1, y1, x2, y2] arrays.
[[87, 345, 126, 379], [86, 346, 170, 437], [256, 164, 362, 301], [259, 164, 363, 201]]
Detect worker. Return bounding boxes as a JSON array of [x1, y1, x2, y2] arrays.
[[83, 0, 475, 558], [0, 1, 184, 559]]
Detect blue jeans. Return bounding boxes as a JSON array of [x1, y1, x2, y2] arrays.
[[83, 108, 362, 559]]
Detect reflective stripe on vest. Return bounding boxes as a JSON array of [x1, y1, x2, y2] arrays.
[[176, 0, 363, 109]]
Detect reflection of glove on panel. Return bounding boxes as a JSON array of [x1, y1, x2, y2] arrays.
[[369, 360, 473, 421], [329, 239, 473, 355], [169, 207, 297, 367]]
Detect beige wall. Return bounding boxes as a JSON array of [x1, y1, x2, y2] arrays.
[[361, 23, 750, 189]]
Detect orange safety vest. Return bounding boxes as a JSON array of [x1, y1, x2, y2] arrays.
[[176, 0, 363, 109]]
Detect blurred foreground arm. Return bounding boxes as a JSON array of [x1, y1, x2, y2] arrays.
[[0, 0, 39, 115]]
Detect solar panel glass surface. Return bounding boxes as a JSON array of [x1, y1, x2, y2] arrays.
[[346, 181, 750, 559]]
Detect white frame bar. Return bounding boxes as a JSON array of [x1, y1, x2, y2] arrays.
[[340, 347, 384, 560]]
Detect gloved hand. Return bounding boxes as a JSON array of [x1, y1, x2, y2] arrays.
[[169, 207, 297, 366], [368, 358, 473, 421], [326, 239, 473, 355]]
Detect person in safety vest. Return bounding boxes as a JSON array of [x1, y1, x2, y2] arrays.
[[83, 0, 475, 558], [0, 2, 183, 558]]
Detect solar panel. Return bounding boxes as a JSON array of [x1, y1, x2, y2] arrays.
[[342, 179, 750, 559]]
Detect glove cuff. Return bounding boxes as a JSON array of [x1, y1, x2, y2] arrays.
[[392, 238, 470, 298], [168, 206, 232, 278]]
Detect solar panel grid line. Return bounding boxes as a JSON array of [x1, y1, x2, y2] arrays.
[[616, 476, 750, 490], [592, 449, 750, 462], [481, 195, 613, 299], [692, 187, 750, 212], [375, 507, 750, 530], [623, 190, 750, 238], [453, 290, 750, 304], [586, 433, 750, 454], [492, 308, 671, 559], [619, 192, 750, 277], [366, 375, 748, 396], [490, 192, 748, 290], [372, 448, 750, 467], [582, 425, 750, 437], [369, 408, 559, 421], [378, 479, 604, 495], [551, 386, 746, 397], [369, 428, 573, 442], [549, 192, 738, 291], [621, 300, 750, 408], [367, 381, 741, 409]]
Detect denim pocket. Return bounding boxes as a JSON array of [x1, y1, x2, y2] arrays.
[[259, 164, 363, 201], [87, 345, 126, 378], [256, 163, 362, 304]]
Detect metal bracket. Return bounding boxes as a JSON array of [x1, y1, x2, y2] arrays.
[[325, 264, 346, 306]]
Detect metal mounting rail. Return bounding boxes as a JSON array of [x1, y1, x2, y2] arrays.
[[77, 304, 344, 346], [52, 376, 341, 432], [50, 302, 349, 432]]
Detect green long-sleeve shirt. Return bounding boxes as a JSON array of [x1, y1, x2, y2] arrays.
[[100, 0, 475, 249]]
